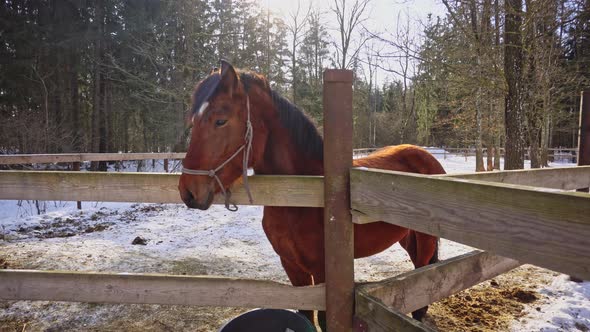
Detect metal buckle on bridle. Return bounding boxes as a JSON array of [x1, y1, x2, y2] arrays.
[[181, 95, 254, 211]]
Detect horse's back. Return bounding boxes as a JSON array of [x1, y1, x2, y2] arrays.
[[353, 144, 445, 175]]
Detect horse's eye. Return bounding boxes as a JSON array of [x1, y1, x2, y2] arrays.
[[215, 119, 228, 127]]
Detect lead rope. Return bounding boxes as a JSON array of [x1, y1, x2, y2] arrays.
[[242, 96, 254, 204], [182, 96, 254, 211]]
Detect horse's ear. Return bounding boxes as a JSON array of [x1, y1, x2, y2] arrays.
[[219, 59, 238, 97], [210, 67, 219, 75]]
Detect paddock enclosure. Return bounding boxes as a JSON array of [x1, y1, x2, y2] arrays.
[[1, 71, 589, 331]]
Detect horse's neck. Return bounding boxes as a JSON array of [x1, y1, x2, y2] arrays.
[[256, 131, 323, 176], [250, 95, 323, 176]]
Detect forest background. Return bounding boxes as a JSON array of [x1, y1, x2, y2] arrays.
[[1, 0, 589, 170]]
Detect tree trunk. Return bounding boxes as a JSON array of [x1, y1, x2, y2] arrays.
[[70, 51, 81, 152], [540, 113, 550, 166], [92, 0, 104, 170], [494, 144, 501, 170], [469, 0, 485, 172], [292, 40, 297, 104], [475, 95, 485, 172], [486, 144, 494, 171], [530, 138, 540, 168], [504, 0, 525, 169]]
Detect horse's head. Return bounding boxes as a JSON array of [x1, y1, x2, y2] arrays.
[[179, 60, 252, 210]]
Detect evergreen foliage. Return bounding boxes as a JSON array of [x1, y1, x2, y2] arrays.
[[1, 0, 588, 170]]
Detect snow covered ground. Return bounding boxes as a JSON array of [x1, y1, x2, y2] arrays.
[[0, 150, 588, 331]]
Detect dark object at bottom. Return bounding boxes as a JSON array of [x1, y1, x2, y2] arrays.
[[131, 236, 148, 245], [219, 309, 316, 332]]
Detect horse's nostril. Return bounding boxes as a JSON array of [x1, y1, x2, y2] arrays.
[[182, 189, 196, 208], [182, 189, 209, 210]]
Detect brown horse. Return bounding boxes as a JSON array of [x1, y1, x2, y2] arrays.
[[178, 60, 445, 330]]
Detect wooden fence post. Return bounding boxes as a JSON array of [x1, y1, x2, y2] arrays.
[[164, 159, 169, 173], [72, 162, 81, 209], [578, 90, 590, 174], [568, 90, 590, 283], [323, 69, 354, 332]]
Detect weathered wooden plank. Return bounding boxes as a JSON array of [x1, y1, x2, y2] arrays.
[[352, 210, 378, 225], [444, 165, 590, 190], [323, 69, 355, 331], [0, 153, 186, 165], [1, 150, 375, 165], [359, 251, 520, 314], [350, 167, 590, 279], [353, 166, 590, 223], [0, 171, 324, 207], [0, 269, 325, 310], [355, 291, 434, 332]]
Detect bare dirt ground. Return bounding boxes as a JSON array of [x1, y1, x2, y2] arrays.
[[426, 265, 545, 331]]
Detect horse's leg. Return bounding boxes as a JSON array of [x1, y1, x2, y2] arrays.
[[399, 230, 439, 321], [280, 258, 316, 325]]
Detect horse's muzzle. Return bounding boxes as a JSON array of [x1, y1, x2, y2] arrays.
[[181, 189, 214, 210]]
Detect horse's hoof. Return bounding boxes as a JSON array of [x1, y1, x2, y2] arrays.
[[411, 306, 428, 321]]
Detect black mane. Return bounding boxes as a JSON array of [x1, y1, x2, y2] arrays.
[[240, 72, 324, 161]]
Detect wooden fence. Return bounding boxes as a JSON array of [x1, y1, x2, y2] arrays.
[[1, 166, 589, 330], [0, 152, 185, 165], [353, 147, 580, 162], [2, 148, 576, 167], [1, 78, 589, 331]]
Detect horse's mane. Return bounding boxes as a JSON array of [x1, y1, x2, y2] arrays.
[[191, 73, 222, 115], [239, 72, 324, 161], [191, 70, 324, 161]]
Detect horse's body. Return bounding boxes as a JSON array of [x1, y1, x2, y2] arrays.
[[262, 145, 444, 283], [179, 61, 445, 330]]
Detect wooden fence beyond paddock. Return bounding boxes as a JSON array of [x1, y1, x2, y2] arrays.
[[0, 152, 186, 165]]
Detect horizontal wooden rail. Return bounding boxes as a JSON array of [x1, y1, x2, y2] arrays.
[[0, 153, 186, 165], [351, 167, 590, 279], [355, 292, 435, 332], [1, 148, 579, 165], [0, 171, 324, 207], [2, 149, 377, 165], [353, 148, 380, 154], [0, 270, 325, 310], [355, 251, 519, 332], [445, 165, 590, 190], [353, 166, 590, 223], [359, 251, 520, 314]]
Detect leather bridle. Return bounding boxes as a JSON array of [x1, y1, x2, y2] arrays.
[[181, 95, 254, 211]]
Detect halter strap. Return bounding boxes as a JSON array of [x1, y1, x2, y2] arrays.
[[182, 96, 254, 211]]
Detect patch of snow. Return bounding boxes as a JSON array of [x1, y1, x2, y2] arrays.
[[438, 152, 576, 174], [512, 275, 590, 332]]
